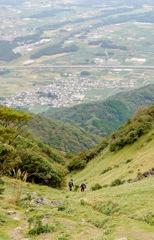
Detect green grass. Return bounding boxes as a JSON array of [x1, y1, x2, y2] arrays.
[[0, 128, 153, 239]]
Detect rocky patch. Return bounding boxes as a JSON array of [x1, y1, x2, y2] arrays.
[[30, 197, 66, 206]]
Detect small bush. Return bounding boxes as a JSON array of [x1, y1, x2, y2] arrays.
[[126, 159, 132, 163], [58, 205, 66, 211], [114, 164, 119, 168], [100, 167, 112, 175], [91, 183, 102, 191], [110, 179, 123, 187], [28, 215, 55, 235], [103, 184, 109, 188]]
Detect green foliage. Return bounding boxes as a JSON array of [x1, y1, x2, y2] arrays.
[[68, 138, 109, 171], [58, 235, 69, 240], [45, 85, 154, 137], [91, 183, 102, 191], [25, 114, 100, 154], [131, 211, 154, 226], [58, 204, 66, 211], [67, 151, 87, 171], [48, 99, 130, 137], [110, 179, 123, 187], [125, 159, 132, 163], [28, 215, 55, 235], [89, 218, 109, 228], [0, 106, 66, 187], [94, 201, 120, 216], [100, 167, 112, 175], [110, 104, 154, 152]]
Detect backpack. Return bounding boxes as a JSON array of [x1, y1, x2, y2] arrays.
[[69, 181, 73, 187], [82, 184, 86, 189]]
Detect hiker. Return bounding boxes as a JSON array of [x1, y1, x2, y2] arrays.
[[68, 179, 73, 191], [80, 183, 86, 192]]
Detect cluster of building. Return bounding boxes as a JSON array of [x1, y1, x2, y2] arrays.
[[1, 71, 140, 108], [2, 75, 103, 108]]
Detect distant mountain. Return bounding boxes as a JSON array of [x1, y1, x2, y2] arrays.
[[25, 114, 100, 154], [44, 84, 154, 136]]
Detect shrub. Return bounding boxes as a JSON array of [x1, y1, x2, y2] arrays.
[[126, 159, 132, 163], [110, 179, 123, 187], [58, 204, 66, 211], [28, 215, 55, 235], [100, 167, 112, 175], [109, 104, 154, 152], [91, 183, 102, 191]]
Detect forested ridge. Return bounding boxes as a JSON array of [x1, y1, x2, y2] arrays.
[[24, 114, 100, 154], [45, 84, 154, 136]]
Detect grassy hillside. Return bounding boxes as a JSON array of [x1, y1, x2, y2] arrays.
[[0, 104, 153, 240], [25, 115, 100, 154], [0, 129, 153, 240], [44, 84, 154, 136], [70, 127, 154, 188]]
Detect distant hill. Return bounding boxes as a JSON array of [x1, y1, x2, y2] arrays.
[[25, 114, 100, 154], [44, 84, 154, 136]]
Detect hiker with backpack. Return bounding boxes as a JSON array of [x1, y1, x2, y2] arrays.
[[68, 179, 73, 191], [80, 182, 86, 192]]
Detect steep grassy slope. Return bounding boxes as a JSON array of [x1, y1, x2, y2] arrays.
[[45, 84, 154, 136], [70, 128, 154, 188], [0, 132, 153, 240], [0, 105, 153, 240], [25, 115, 100, 154]]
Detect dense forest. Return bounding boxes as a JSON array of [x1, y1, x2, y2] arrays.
[[24, 114, 100, 154]]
